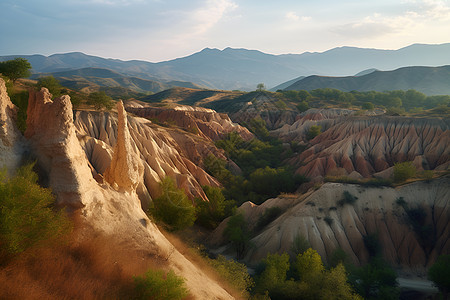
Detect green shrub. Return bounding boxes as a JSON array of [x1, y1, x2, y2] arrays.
[[87, 91, 114, 110], [393, 161, 416, 183], [133, 269, 188, 300], [0, 163, 71, 257], [297, 101, 310, 112], [348, 258, 399, 300], [209, 255, 254, 296], [149, 177, 196, 231], [307, 125, 322, 140], [36, 76, 63, 98], [223, 213, 251, 260], [361, 102, 374, 110], [428, 254, 450, 299], [196, 185, 232, 229]]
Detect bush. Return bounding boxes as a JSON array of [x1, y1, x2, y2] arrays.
[[297, 101, 310, 112], [149, 177, 196, 231], [36, 76, 63, 98], [307, 125, 322, 140], [362, 102, 374, 110], [324, 216, 334, 226], [338, 191, 358, 207], [393, 161, 416, 183], [348, 258, 399, 300], [223, 213, 251, 260], [133, 269, 188, 300], [87, 91, 114, 110], [0, 163, 71, 258], [428, 254, 450, 299], [208, 255, 254, 297], [196, 185, 233, 229]]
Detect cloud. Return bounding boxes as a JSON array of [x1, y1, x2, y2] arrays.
[[286, 11, 300, 21], [285, 11, 311, 22], [190, 0, 238, 35], [332, 0, 450, 39]]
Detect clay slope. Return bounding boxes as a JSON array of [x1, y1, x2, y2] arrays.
[[216, 180, 450, 271], [125, 104, 253, 142], [274, 110, 450, 178], [19, 86, 233, 299]]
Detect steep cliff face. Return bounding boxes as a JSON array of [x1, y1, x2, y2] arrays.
[[0, 78, 25, 174], [126, 104, 253, 142], [213, 179, 450, 271], [18, 88, 233, 299], [25, 88, 97, 208], [274, 109, 450, 178]]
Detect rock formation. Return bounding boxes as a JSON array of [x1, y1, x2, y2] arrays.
[[212, 179, 450, 273], [0, 78, 25, 174], [18, 87, 233, 299], [274, 109, 450, 179], [74, 108, 222, 202], [104, 101, 144, 191], [25, 88, 97, 208], [126, 104, 253, 141]]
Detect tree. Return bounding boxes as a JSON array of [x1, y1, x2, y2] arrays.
[[362, 102, 374, 110], [87, 91, 114, 110], [428, 254, 450, 300], [149, 177, 196, 231], [297, 101, 310, 112], [393, 161, 416, 183], [257, 83, 266, 91], [196, 185, 231, 229], [223, 213, 251, 259], [348, 258, 399, 300], [37, 76, 63, 98], [0, 58, 32, 82]]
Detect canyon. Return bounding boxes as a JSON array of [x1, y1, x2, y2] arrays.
[[0, 75, 449, 298]]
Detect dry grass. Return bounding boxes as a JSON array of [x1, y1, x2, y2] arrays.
[[159, 226, 248, 300], [0, 214, 169, 299]]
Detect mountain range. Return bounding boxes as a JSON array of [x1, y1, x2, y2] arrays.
[[284, 65, 450, 95], [2, 43, 450, 91]]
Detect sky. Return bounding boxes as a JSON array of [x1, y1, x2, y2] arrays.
[[0, 0, 449, 62]]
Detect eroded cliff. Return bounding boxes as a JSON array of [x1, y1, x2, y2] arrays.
[[274, 109, 450, 179], [1, 81, 233, 299], [212, 179, 450, 273]]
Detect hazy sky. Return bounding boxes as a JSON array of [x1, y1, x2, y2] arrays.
[[1, 0, 449, 62]]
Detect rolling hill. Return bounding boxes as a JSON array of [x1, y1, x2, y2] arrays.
[[284, 65, 450, 95], [2, 43, 450, 91], [31, 67, 202, 95]]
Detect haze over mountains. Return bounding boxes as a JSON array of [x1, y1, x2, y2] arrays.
[[1, 43, 450, 91]]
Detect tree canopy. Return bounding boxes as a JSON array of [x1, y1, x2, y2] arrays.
[[0, 58, 32, 82]]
